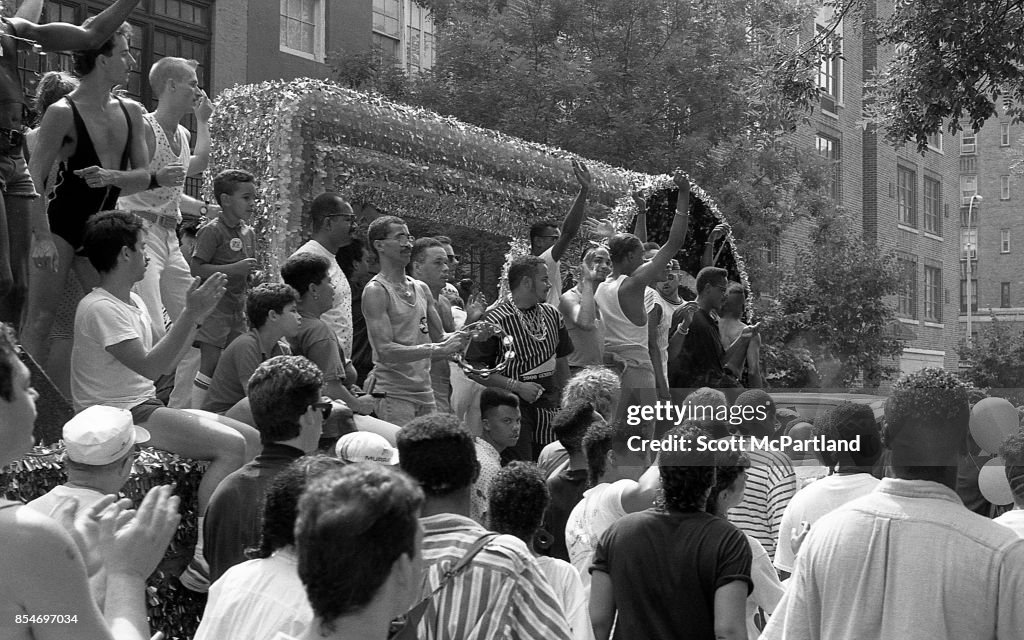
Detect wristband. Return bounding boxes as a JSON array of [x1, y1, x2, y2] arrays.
[[148, 173, 160, 190]]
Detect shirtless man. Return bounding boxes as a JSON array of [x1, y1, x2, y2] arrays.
[[0, 0, 145, 326], [595, 171, 690, 427], [22, 20, 161, 369], [0, 322, 181, 640], [719, 282, 762, 388]]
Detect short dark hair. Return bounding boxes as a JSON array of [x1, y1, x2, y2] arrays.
[[247, 355, 323, 443], [82, 210, 144, 273], [507, 255, 545, 291], [410, 237, 444, 268], [297, 463, 423, 630], [0, 322, 18, 402], [72, 20, 132, 77], [583, 419, 645, 487], [281, 253, 331, 297], [529, 220, 558, 242], [999, 429, 1024, 503], [213, 169, 256, 208], [309, 193, 350, 232], [813, 402, 882, 469], [480, 388, 519, 422], [248, 455, 346, 560], [733, 389, 776, 438], [883, 368, 969, 464], [397, 413, 478, 496], [488, 462, 548, 543], [366, 215, 405, 259], [695, 267, 728, 294], [608, 233, 642, 263], [553, 401, 596, 456], [245, 283, 299, 329], [434, 235, 453, 246], [658, 424, 717, 513], [335, 239, 366, 280], [705, 448, 750, 515]]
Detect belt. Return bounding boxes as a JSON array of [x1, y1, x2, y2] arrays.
[[132, 210, 178, 230]]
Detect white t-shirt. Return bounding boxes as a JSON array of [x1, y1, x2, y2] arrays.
[[536, 555, 594, 640], [71, 288, 157, 412], [746, 534, 784, 640], [565, 479, 632, 588], [541, 246, 562, 307], [194, 549, 313, 640], [994, 509, 1024, 539], [774, 473, 879, 572]]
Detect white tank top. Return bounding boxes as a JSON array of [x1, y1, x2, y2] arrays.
[[118, 112, 190, 221], [594, 274, 649, 350]]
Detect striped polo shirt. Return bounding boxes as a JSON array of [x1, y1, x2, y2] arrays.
[[727, 438, 798, 559]]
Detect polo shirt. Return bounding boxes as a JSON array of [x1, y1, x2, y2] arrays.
[[203, 329, 290, 414]]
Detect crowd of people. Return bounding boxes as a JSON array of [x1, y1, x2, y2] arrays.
[[2, 4, 1024, 640]]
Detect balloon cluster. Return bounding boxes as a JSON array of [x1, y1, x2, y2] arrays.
[[970, 397, 1021, 505]]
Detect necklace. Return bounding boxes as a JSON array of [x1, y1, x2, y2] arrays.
[[381, 275, 414, 304], [512, 303, 548, 342]]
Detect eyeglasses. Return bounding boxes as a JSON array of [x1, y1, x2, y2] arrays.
[[310, 401, 332, 420], [324, 214, 356, 222], [386, 233, 415, 243]]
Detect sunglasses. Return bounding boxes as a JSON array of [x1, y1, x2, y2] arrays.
[[310, 401, 332, 420]]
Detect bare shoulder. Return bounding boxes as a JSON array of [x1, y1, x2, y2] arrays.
[[0, 501, 74, 553], [119, 97, 147, 115]]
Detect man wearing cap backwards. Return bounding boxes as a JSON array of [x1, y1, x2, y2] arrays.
[[27, 405, 151, 610], [335, 431, 400, 465], [203, 355, 326, 586]]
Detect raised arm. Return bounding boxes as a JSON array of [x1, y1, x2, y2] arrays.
[[189, 92, 213, 176], [701, 224, 728, 267], [12, 0, 143, 52], [550, 160, 592, 262], [632, 190, 648, 244], [626, 171, 691, 288]]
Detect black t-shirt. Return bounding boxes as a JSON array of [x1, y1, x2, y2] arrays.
[[669, 307, 726, 388], [542, 466, 589, 561], [592, 509, 752, 640]]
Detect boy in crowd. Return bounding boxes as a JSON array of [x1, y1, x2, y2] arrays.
[[203, 282, 300, 416], [471, 387, 521, 524], [192, 169, 258, 408]]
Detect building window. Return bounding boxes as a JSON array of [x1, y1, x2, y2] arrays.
[[961, 228, 977, 259], [815, 133, 841, 202], [279, 0, 324, 62], [815, 9, 842, 114], [372, 0, 435, 73], [926, 131, 942, 152], [961, 279, 978, 312], [1002, 282, 1011, 308], [1001, 123, 1011, 147], [924, 265, 942, 322], [897, 166, 917, 227], [961, 130, 976, 154], [897, 252, 918, 319], [1002, 229, 1011, 253], [960, 174, 978, 206], [923, 175, 942, 236], [1002, 175, 1011, 200]]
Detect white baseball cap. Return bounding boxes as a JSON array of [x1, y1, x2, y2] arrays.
[[63, 405, 151, 466], [335, 432, 399, 465]]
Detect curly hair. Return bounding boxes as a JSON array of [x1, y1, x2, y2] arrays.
[[999, 429, 1024, 502], [813, 402, 882, 470], [247, 355, 323, 443], [704, 448, 750, 515], [562, 366, 620, 418], [487, 462, 549, 543], [245, 283, 299, 329], [297, 462, 424, 631], [553, 401, 596, 455], [0, 322, 18, 401], [33, 71, 78, 118], [883, 368, 969, 458], [247, 455, 346, 560], [658, 424, 717, 513], [397, 413, 478, 496], [507, 255, 545, 291], [582, 419, 646, 487], [281, 253, 331, 298]]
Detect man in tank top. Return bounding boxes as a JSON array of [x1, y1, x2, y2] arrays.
[[362, 215, 468, 426], [22, 21, 154, 372], [595, 171, 690, 430]]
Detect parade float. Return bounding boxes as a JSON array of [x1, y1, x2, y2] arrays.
[[3, 77, 754, 637]]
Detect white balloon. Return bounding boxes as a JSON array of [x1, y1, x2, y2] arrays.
[[970, 398, 1020, 454], [979, 457, 1015, 506]]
